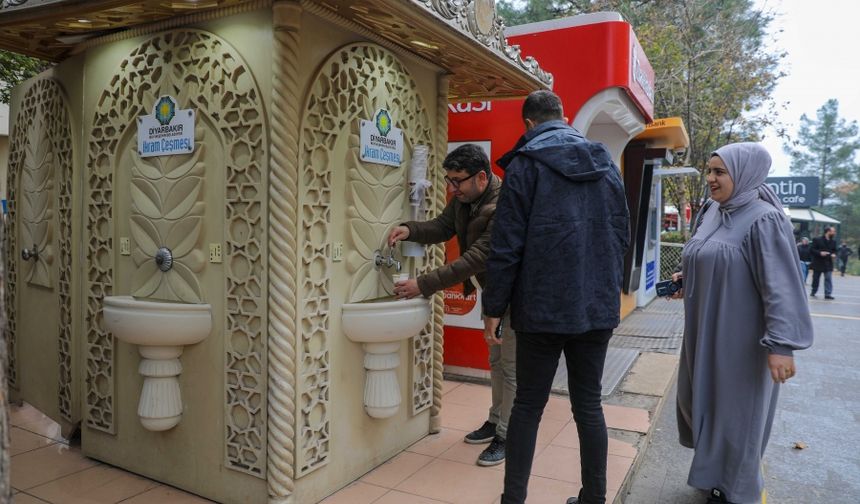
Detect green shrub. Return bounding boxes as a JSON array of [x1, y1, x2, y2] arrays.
[[661, 231, 688, 244]]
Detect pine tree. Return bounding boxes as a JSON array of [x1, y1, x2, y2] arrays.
[[784, 99, 860, 206]]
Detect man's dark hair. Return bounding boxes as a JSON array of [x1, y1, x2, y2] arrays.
[[522, 90, 564, 124], [443, 144, 490, 176]]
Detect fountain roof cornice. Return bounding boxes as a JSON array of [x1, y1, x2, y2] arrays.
[[0, 0, 552, 100]]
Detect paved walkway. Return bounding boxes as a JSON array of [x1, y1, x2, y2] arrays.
[[8, 300, 687, 504], [625, 273, 860, 503]]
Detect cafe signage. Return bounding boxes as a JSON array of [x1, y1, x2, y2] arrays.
[[360, 108, 404, 167], [764, 176, 820, 207], [137, 95, 195, 158]]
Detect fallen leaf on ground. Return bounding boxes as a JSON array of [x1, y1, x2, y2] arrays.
[[793, 442, 807, 450]]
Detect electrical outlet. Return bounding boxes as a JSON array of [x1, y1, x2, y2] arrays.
[[332, 242, 343, 262], [209, 243, 223, 263], [120, 237, 131, 256]]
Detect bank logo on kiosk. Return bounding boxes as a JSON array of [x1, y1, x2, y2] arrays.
[[360, 108, 403, 167], [138, 95, 195, 158]]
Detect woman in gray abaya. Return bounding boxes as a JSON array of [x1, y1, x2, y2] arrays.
[[671, 143, 813, 504]]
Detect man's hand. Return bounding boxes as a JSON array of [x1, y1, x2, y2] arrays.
[[821, 251, 829, 257], [483, 316, 502, 346], [394, 279, 421, 299], [768, 353, 796, 384], [388, 226, 410, 247]]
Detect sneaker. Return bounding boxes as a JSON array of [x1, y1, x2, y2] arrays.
[[476, 435, 505, 466], [825, 295, 835, 300], [464, 421, 496, 444], [809, 293, 817, 298]]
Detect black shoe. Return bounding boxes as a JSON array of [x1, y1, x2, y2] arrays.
[[825, 295, 835, 300], [477, 435, 505, 466], [810, 293, 817, 298], [706, 488, 737, 504], [565, 498, 579, 504], [464, 421, 496, 444]]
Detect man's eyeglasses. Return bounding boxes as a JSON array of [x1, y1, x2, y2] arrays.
[[444, 171, 481, 189]]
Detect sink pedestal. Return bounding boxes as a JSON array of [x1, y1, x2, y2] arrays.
[[102, 296, 212, 431], [362, 341, 402, 418], [137, 346, 186, 431], [342, 297, 431, 419]]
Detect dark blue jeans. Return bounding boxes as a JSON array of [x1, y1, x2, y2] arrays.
[[501, 329, 613, 504]]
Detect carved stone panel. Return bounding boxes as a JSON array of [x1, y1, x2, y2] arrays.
[[4, 78, 74, 420], [298, 43, 439, 476], [86, 30, 268, 474]]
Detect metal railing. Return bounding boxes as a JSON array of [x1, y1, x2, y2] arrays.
[[660, 242, 685, 281]]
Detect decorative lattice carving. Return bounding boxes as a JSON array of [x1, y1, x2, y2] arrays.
[[4, 78, 74, 418], [86, 31, 268, 465], [298, 43, 438, 475], [343, 70, 434, 302]]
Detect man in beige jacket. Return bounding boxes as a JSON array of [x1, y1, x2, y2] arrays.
[[388, 143, 513, 467]]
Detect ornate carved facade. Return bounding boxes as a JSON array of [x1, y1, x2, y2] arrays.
[[4, 78, 74, 420], [86, 30, 268, 476]]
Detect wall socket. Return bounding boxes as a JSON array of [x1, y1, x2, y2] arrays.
[[209, 243, 223, 263], [332, 242, 343, 262], [119, 237, 130, 256]]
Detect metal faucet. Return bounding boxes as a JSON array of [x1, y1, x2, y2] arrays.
[[374, 247, 402, 272]]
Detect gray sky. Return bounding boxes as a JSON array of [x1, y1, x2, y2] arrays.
[[756, 0, 860, 175]]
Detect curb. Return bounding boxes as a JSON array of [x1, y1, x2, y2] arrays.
[[611, 359, 680, 504]]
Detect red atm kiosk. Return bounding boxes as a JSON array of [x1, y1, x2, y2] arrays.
[[443, 12, 655, 375]]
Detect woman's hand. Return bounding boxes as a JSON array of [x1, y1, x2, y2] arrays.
[[768, 354, 796, 383], [670, 272, 684, 299]]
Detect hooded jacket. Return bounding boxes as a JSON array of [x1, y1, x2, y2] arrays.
[[403, 174, 501, 298], [482, 120, 630, 334]]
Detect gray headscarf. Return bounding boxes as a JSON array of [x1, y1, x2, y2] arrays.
[[711, 142, 784, 227]]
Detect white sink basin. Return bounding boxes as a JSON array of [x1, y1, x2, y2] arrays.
[[341, 296, 431, 419], [103, 295, 212, 348], [102, 295, 212, 431], [342, 297, 431, 344]]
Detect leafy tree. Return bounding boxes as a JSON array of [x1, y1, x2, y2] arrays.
[[784, 99, 860, 206], [498, 0, 784, 236], [0, 50, 50, 104]]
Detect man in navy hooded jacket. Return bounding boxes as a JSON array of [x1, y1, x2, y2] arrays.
[[482, 90, 630, 504]]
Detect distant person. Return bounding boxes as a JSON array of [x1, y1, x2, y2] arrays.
[[837, 241, 853, 276], [670, 143, 813, 504], [481, 90, 629, 504], [810, 226, 837, 299], [387, 143, 513, 467], [797, 237, 812, 283]]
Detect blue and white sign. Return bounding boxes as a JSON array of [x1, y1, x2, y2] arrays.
[[137, 95, 195, 158], [360, 108, 404, 167], [645, 261, 656, 290]]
